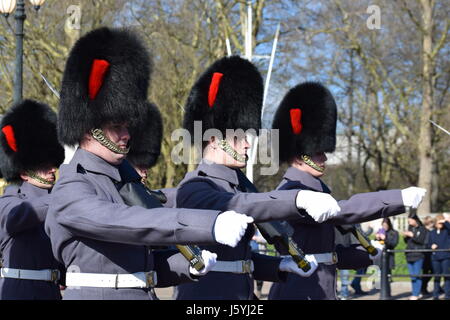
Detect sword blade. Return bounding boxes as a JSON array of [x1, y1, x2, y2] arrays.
[[429, 120, 450, 136], [40, 73, 60, 99]]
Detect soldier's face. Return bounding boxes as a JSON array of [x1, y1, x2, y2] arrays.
[[21, 166, 57, 189], [101, 123, 130, 164], [218, 135, 250, 168], [81, 123, 130, 165], [293, 152, 328, 177]]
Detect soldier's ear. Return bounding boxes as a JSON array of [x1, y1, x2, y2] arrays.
[[209, 136, 217, 149], [79, 132, 93, 148], [19, 172, 29, 182]]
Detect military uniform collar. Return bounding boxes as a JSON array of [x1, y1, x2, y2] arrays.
[[18, 181, 50, 198], [71, 148, 122, 182], [197, 160, 240, 186], [283, 166, 326, 192]]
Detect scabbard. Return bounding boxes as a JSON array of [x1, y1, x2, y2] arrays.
[[175, 245, 205, 271]]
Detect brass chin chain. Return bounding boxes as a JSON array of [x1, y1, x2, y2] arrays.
[[301, 155, 324, 173], [218, 140, 247, 163], [26, 171, 55, 186], [91, 128, 130, 155]]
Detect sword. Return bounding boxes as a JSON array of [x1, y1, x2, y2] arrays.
[[429, 120, 450, 136], [40, 73, 60, 99]]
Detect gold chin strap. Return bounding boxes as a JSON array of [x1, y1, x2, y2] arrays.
[[301, 155, 324, 173], [91, 128, 130, 155], [26, 171, 55, 186], [218, 140, 247, 163]]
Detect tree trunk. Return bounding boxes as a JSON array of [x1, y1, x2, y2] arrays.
[[417, 0, 434, 214]]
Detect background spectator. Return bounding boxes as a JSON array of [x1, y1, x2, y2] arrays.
[[350, 224, 373, 296], [376, 218, 399, 298], [421, 216, 435, 296], [402, 212, 428, 300], [428, 214, 450, 300]]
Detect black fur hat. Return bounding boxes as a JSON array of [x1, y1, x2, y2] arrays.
[[58, 27, 152, 146], [183, 55, 263, 141], [0, 100, 65, 182], [127, 102, 162, 168], [272, 82, 337, 163]]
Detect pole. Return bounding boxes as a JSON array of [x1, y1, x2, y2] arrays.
[[380, 248, 389, 300], [245, 0, 256, 182], [262, 23, 280, 116], [14, 0, 25, 104], [246, 0, 252, 61]]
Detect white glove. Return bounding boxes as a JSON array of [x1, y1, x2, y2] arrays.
[[401, 187, 427, 209], [189, 250, 217, 276], [279, 255, 318, 277], [213, 210, 254, 247], [369, 240, 384, 264], [296, 190, 341, 223]]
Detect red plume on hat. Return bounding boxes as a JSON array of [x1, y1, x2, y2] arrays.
[[58, 27, 152, 146], [183, 56, 263, 142], [272, 82, 337, 163], [0, 100, 65, 183]]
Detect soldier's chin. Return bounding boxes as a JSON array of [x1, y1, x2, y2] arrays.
[[238, 154, 248, 164]]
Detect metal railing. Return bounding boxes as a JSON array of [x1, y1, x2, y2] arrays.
[[380, 248, 450, 300]]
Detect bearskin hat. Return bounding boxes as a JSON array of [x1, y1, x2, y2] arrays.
[[58, 27, 152, 146], [183, 55, 263, 142], [272, 82, 337, 163], [0, 99, 65, 182], [127, 102, 162, 169]]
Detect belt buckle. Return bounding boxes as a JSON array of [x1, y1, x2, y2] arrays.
[[145, 271, 156, 288], [241, 260, 252, 274], [50, 270, 60, 283], [332, 252, 338, 265]]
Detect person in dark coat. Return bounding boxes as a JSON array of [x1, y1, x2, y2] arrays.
[[0, 99, 65, 300], [402, 212, 429, 300], [268, 81, 426, 300], [421, 216, 435, 295], [428, 214, 450, 299], [44, 27, 253, 300], [375, 217, 399, 297], [174, 56, 342, 300]]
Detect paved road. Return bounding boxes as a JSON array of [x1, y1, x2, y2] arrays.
[[154, 281, 445, 300]]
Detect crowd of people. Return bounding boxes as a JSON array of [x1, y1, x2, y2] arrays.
[[334, 214, 449, 300]]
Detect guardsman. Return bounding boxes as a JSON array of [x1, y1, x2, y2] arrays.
[[125, 102, 177, 207], [268, 81, 426, 300], [0, 99, 65, 299], [44, 27, 252, 300], [174, 56, 342, 300], [127, 102, 162, 184]]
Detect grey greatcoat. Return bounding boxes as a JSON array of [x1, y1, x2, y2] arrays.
[[44, 149, 223, 300], [0, 182, 62, 300], [174, 161, 315, 300], [268, 167, 405, 300]]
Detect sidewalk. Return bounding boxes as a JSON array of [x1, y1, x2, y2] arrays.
[[154, 281, 442, 300]]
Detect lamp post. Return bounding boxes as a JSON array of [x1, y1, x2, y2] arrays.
[[0, 0, 46, 104]]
